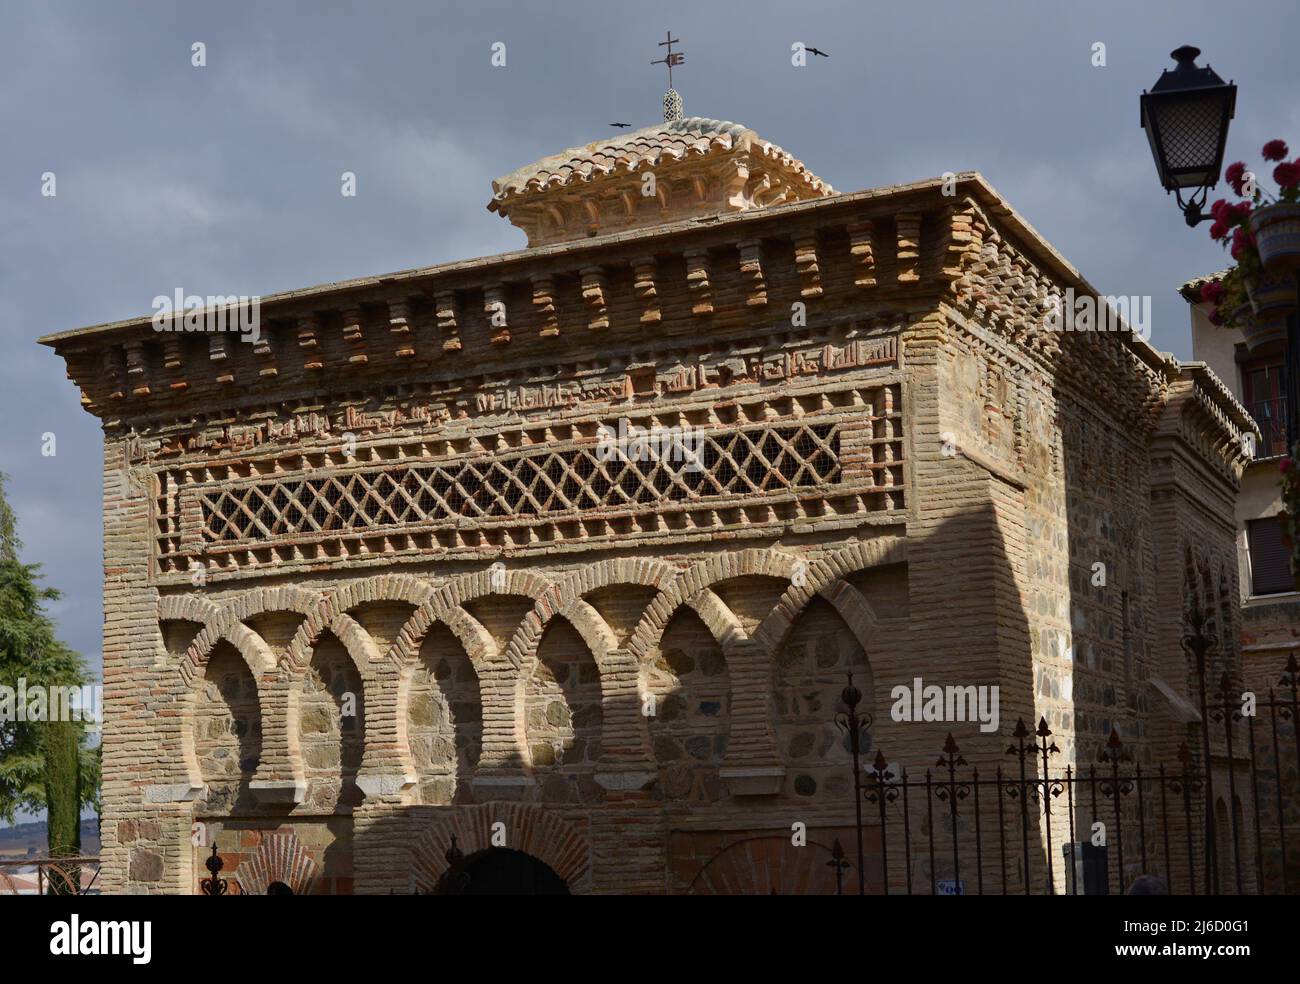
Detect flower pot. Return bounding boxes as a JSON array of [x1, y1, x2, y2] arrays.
[[1229, 300, 1286, 352], [1241, 270, 1295, 350], [1250, 202, 1300, 271]]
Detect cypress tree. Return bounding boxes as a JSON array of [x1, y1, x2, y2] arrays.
[[0, 473, 97, 889], [42, 717, 81, 893]]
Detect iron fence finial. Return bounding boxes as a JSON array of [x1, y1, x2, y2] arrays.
[[200, 842, 228, 896]]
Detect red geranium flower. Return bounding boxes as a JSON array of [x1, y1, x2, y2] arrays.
[[1210, 198, 1230, 222], [1274, 160, 1300, 189], [1209, 220, 1229, 241], [1282, 457, 1293, 474], [1200, 281, 1226, 304], [1232, 200, 1253, 218], [1226, 161, 1248, 195], [1263, 140, 1289, 161]]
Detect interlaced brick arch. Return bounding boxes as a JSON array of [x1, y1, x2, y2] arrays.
[[158, 593, 221, 626], [176, 586, 379, 683], [162, 594, 266, 794], [751, 536, 906, 656], [287, 574, 436, 667], [179, 620, 276, 684], [166, 586, 384, 801], [409, 804, 591, 893], [625, 547, 802, 663], [504, 557, 682, 670], [375, 568, 559, 773], [532, 599, 621, 664], [506, 560, 742, 671], [492, 559, 688, 775], [387, 568, 556, 671], [173, 620, 276, 799]]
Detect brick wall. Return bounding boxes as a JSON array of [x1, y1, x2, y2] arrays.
[[57, 180, 1253, 894]]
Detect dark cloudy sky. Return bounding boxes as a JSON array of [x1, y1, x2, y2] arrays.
[[1, 0, 1296, 678]]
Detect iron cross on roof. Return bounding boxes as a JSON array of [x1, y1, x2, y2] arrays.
[[651, 31, 684, 89]]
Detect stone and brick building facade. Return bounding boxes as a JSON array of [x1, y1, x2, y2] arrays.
[[41, 113, 1256, 894]]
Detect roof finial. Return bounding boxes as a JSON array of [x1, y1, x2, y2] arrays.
[[651, 31, 685, 122]]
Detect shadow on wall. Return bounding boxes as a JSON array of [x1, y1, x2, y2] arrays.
[[336, 502, 1048, 895], [195, 642, 262, 816], [848, 499, 1044, 895], [184, 500, 1057, 895], [1052, 367, 1254, 894]]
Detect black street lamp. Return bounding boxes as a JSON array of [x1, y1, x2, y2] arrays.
[[1143, 46, 1300, 468], [1141, 46, 1237, 226], [1141, 45, 1246, 895]]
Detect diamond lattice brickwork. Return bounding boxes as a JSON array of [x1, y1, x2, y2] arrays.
[[195, 422, 840, 545], [152, 382, 905, 576]]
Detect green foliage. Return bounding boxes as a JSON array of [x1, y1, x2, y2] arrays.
[[43, 718, 80, 853], [43, 718, 83, 895], [0, 473, 99, 827]]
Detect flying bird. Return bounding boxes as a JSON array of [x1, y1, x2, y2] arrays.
[[609, 122, 631, 128], [808, 47, 829, 57]]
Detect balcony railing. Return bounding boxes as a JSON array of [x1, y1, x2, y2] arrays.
[[1248, 397, 1289, 458]]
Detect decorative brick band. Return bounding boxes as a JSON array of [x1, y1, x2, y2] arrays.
[[184, 421, 841, 554]]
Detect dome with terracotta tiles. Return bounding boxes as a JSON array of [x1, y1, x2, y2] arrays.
[[487, 117, 836, 247]]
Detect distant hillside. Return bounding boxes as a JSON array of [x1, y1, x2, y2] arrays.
[[0, 818, 100, 858]]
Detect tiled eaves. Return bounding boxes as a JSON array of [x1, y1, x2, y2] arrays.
[[1178, 360, 1259, 436], [37, 169, 1180, 393], [40, 174, 960, 349], [1177, 268, 1233, 302]]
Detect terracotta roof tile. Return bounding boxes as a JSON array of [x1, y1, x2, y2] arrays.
[[488, 116, 833, 209]]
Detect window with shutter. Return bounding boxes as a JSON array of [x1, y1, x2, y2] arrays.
[[1247, 517, 1295, 596], [1242, 358, 1288, 458]]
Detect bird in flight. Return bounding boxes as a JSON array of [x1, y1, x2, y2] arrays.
[[609, 122, 631, 128], [808, 47, 829, 57]]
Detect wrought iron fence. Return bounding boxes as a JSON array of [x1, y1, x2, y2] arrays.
[[0, 857, 100, 895], [847, 657, 1299, 895], [187, 656, 1299, 896]]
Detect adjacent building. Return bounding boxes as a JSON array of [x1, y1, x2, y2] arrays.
[[1182, 273, 1298, 654], [1182, 274, 1299, 891]]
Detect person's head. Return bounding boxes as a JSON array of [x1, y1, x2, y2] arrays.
[[1126, 874, 1169, 895]]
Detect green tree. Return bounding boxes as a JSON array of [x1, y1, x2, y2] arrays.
[[42, 716, 82, 893], [0, 473, 99, 845]]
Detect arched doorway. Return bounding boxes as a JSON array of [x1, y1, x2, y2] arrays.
[[434, 848, 570, 895], [684, 835, 851, 894]]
